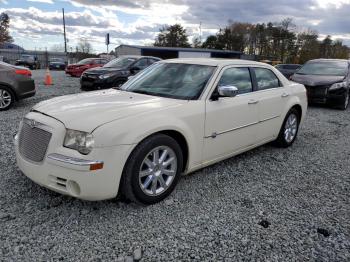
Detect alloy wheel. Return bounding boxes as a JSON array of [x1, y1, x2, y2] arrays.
[[0, 89, 12, 109], [284, 113, 298, 143], [138, 146, 177, 196]]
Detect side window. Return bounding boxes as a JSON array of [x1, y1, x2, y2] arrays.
[[218, 67, 252, 95], [254, 68, 281, 90], [133, 59, 148, 70], [148, 58, 159, 65]]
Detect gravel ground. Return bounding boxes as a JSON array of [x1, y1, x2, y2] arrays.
[[0, 70, 349, 261]]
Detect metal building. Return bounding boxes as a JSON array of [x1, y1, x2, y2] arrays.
[[115, 45, 243, 60]]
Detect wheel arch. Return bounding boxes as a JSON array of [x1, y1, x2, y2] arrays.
[[127, 129, 190, 173], [0, 83, 17, 100]]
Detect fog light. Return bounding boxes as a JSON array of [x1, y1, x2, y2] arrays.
[[67, 180, 81, 196]]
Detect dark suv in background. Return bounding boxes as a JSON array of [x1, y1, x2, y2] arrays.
[[290, 59, 350, 110], [80, 56, 161, 90], [275, 64, 301, 78], [0, 61, 35, 110]]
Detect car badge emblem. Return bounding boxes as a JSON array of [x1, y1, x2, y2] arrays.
[[29, 119, 37, 129]]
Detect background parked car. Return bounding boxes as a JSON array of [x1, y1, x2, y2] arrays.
[[275, 64, 301, 78], [15, 54, 40, 70], [290, 59, 350, 110], [80, 55, 161, 90], [49, 58, 66, 70], [65, 58, 109, 77], [0, 61, 35, 111]]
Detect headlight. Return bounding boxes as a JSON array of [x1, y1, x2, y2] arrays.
[[63, 129, 94, 155], [99, 73, 115, 79], [329, 81, 348, 91]]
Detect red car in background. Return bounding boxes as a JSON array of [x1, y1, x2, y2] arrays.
[[65, 58, 109, 77]]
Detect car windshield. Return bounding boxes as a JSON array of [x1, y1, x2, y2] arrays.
[[104, 57, 137, 68], [77, 58, 95, 65], [297, 61, 348, 76], [120, 63, 216, 100]]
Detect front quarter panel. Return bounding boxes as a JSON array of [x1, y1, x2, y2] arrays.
[[286, 81, 307, 124], [92, 101, 206, 171]]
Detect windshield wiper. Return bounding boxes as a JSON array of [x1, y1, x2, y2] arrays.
[[131, 90, 156, 96]]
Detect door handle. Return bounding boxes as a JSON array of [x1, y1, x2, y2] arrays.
[[281, 93, 290, 98], [248, 99, 259, 105]]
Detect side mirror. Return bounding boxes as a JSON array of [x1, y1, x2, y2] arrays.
[[218, 85, 239, 97]]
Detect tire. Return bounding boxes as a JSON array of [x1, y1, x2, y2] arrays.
[[121, 134, 183, 205], [274, 108, 300, 148], [338, 90, 349, 110], [0, 86, 15, 111]]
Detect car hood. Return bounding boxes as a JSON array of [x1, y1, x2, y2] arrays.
[[32, 89, 183, 132], [85, 67, 126, 74], [291, 74, 345, 86]]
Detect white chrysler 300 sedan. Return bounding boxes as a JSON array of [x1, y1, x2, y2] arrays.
[[15, 59, 307, 204]]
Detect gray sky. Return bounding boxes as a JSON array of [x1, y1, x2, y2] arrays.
[[1, 0, 349, 52]]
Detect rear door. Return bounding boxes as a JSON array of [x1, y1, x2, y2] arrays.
[[251, 67, 289, 142], [203, 66, 261, 163]]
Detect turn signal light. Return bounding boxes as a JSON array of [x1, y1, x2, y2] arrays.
[[15, 69, 32, 77], [90, 162, 104, 171]]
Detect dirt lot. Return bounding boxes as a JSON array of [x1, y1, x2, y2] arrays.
[[0, 70, 349, 261]]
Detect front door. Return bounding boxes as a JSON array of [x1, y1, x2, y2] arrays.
[[203, 67, 260, 163]]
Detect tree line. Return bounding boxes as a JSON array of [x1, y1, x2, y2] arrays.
[[154, 19, 349, 64]]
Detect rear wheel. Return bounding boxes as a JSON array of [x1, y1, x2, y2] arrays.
[[121, 134, 183, 205], [0, 87, 14, 111], [274, 108, 300, 148]]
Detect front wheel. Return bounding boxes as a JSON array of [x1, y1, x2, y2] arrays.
[[121, 134, 183, 205], [274, 108, 300, 148]]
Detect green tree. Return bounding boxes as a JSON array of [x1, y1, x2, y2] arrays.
[[202, 35, 220, 49], [154, 24, 191, 47], [0, 13, 13, 44]]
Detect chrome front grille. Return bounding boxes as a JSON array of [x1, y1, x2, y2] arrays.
[[18, 118, 52, 163]]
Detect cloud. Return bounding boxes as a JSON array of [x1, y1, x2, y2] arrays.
[[27, 0, 54, 4], [2, 0, 350, 52]]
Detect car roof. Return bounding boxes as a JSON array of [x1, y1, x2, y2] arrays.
[[162, 58, 269, 67], [119, 55, 161, 60], [308, 59, 350, 63], [276, 64, 301, 66]]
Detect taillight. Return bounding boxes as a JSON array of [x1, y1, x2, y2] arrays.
[[15, 69, 32, 77]]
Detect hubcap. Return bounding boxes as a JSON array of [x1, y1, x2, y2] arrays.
[[284, 113, 298, 143], [0, 89, 12, 109], [139, 146, 177, 196]]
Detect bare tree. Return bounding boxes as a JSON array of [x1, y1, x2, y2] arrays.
[[77, 38, 93, 54]]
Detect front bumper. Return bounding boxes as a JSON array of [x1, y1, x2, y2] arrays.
[[14, 112, 133, 201], [306, 86, 347, 105], [80, 76, 118, 90], [65, 68, 83, 77]]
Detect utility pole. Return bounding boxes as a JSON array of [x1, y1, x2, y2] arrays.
[[62, 8, 67, 53], [199, 21, 202, 43]]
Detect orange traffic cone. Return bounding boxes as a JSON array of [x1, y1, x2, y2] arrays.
[[44, 68, 53, 86]]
